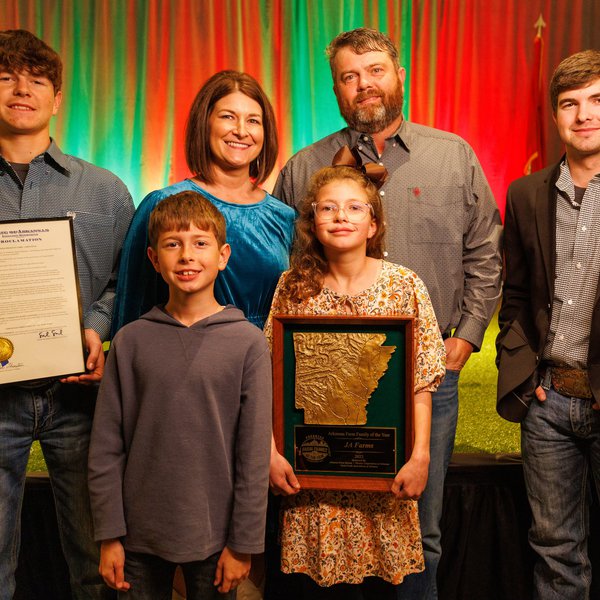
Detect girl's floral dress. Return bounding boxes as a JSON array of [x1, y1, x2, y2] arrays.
[[265, 261, 446, 586]]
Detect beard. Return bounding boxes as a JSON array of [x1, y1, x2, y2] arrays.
[[337, 81, 404, 134]]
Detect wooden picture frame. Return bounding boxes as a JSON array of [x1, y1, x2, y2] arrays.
[[0, 217, 86, 384]]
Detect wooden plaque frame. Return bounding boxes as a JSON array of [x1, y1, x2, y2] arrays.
[[271, 315, 415, 492]]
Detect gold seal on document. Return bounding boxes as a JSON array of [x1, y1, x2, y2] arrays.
[[0, 337, 14, 362]]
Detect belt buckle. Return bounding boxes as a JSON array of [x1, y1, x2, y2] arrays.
[[550, 367, 592, 399]]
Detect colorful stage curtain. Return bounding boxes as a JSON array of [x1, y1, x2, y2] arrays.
[[0, 0, 412, 201], [2, 0, 599, 214], [410, 0, 599, 218]]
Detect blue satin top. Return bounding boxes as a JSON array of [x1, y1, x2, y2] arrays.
[[112, 179, 296, 333]]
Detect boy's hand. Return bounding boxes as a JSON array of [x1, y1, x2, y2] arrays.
[[391, 452, 429, 500], [61, 328, 105, 384], [214, 546, 250, 593], [99, 539, 130, 591], [269, 448, 300, 496]]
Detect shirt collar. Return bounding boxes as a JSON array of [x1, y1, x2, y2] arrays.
[[345, 116, 410, 152], [43, 139, 71, 174], [555, 159, 582, 208], [0, 138, 70, 174], [556, 157, 600, 187], [395, 119, 411, 151], [556, 159, 574, 191]]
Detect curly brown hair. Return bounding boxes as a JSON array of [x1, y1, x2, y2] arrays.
[[278, 166, 386, 306]]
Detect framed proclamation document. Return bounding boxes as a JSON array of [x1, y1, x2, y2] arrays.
[[271, 315, 415, 492], [0, 218, 86, 384]]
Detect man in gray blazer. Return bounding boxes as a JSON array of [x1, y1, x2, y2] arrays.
[[497, 50, 600, 600]]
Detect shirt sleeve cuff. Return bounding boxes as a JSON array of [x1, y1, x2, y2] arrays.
[[84, 313, 111, 341], [453, 317, 488, 352], [93, 525, 127, 543]]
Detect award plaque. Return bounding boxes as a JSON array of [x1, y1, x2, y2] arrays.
[[0, 218, 86, 384], [272, 315, 414, 491]]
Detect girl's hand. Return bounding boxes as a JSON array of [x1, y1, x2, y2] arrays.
[[269, 439, 301, 495], [391, 452, 429, 499]]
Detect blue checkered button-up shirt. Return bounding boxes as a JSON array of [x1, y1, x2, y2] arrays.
[[0, 141, 134, 340]]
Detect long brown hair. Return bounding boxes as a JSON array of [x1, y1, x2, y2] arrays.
[[278, 166, 386, 306]]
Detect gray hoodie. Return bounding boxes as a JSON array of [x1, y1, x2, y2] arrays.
[[88, 305, 272, 562]]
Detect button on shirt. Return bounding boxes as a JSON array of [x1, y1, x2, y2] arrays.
[[543, 162, 600, 368], [0, 141, 134, 340], [274, 120, 502, 349]]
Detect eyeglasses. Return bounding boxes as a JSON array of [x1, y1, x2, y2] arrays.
[[312, 201, 374, 223]]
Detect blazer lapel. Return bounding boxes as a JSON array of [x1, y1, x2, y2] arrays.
[[535, 163, 560, 297]]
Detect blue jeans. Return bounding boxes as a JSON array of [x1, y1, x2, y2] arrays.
[[0, 382, 113, 600], [521, 381, 600, 600], [397, 369, 460, 600], [121, 551, 235, 599]]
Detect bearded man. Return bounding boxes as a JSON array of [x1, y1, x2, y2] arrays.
[[271, 28, 502, 600]]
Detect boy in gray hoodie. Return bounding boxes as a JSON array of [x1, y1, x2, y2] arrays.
[[88, 191, 272, 599]]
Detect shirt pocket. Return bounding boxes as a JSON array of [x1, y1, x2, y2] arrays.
[[408, 185, 464, 244], [68, 211, 114, 284]]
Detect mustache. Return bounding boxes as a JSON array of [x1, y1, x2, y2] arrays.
[[354, 90, 384, 104]]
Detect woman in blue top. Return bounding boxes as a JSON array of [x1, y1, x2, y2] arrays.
[[112, 71, 295, 333]]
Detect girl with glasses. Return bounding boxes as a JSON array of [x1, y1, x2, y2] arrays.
[[264, 165, 445, 598]]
